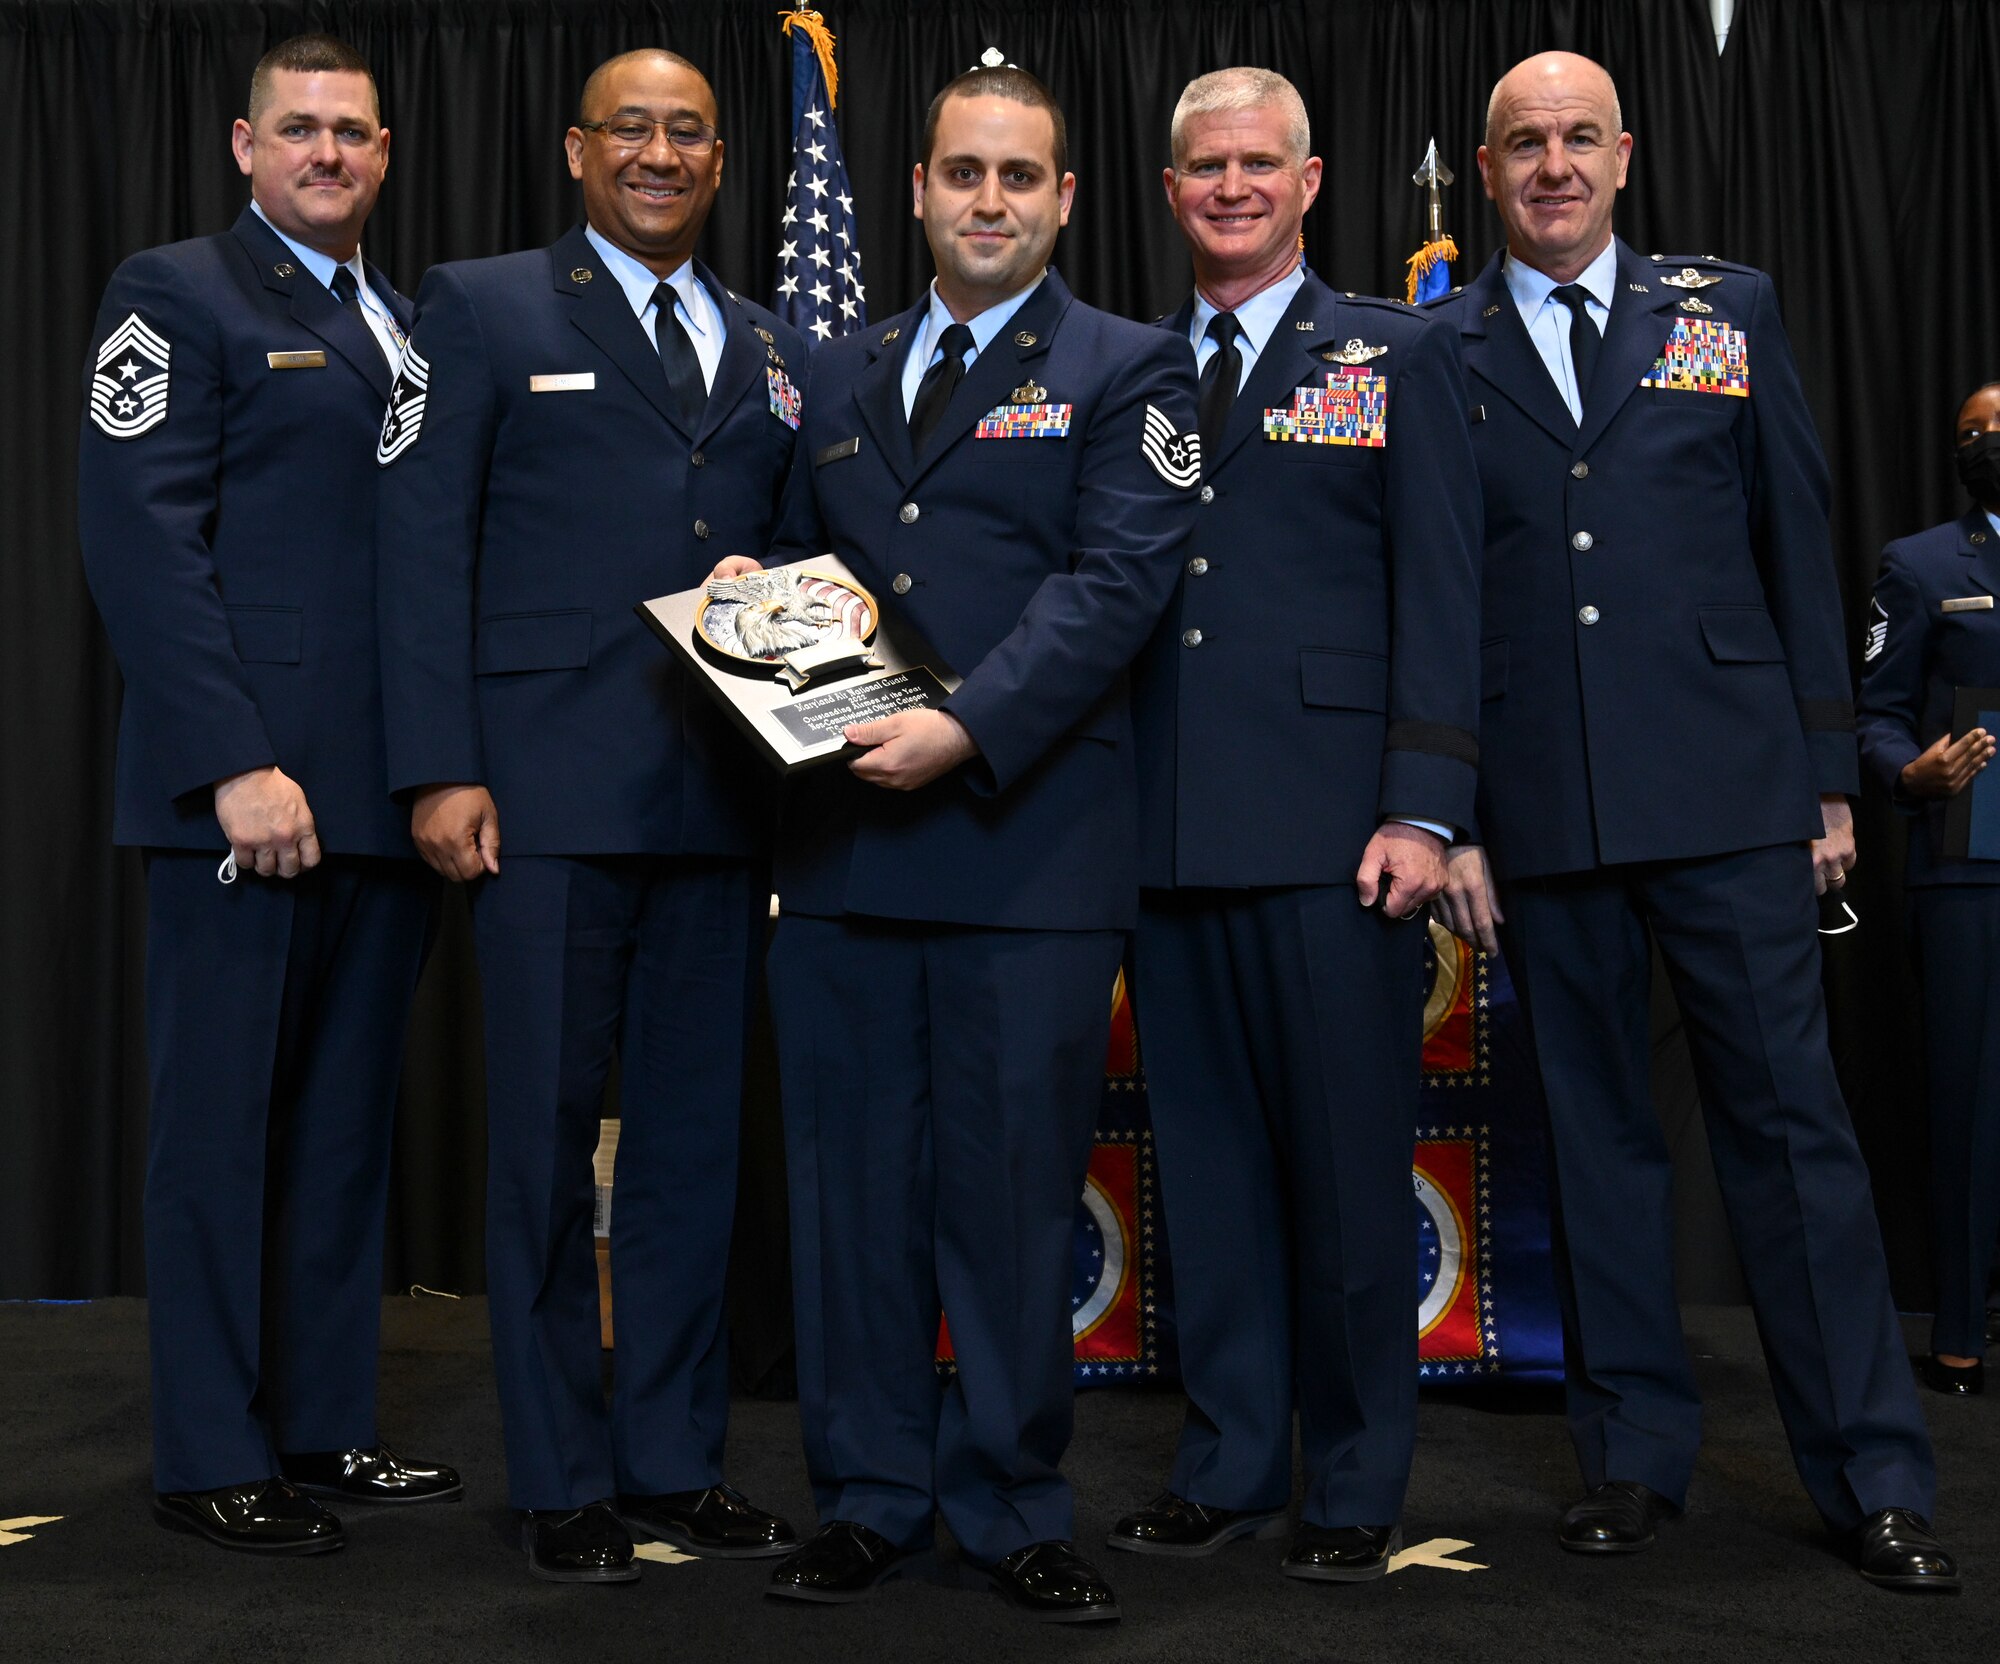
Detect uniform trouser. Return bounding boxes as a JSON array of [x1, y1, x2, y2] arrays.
[[467, 853, 764, 1511], [142, 849, 435, 1494], [1911, 885, 2000, 1358], [768, 913, 1123, 1565], [1131, 885, 1421, 1528], [1498, 843, 1935, 1530]]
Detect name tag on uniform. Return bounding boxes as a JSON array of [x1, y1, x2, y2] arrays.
[[267, 350, 326, 370], [815, 437, 860, 465], [1942, 596, 1995, 613], [529, 372, 595, 393]]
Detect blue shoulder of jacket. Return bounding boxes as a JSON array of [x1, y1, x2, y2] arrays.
[[1886, 517, 1981, 570], [109, 231, 240, 289], [1641, 251, 1762, 280]]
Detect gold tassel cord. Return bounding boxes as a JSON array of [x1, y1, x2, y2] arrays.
[[1403, 235, 1459, 304], [779, 8, 840, 109]]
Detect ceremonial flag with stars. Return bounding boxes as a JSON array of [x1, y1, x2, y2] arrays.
[[775, 10, 866, 342]]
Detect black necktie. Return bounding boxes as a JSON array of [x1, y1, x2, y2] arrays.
[[330, 266, 391, 375], [1197, 311, 1243, 452], [1552, 283, 1601, 419], [652, 280, 709, 432], [909, 322, 975, 452]]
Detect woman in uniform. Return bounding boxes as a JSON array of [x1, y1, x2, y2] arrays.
[[1858, 381, 2000, 1394]]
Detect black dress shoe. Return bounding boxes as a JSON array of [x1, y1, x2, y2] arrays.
[[282, 1443, 463, 1505], [153, 1477, 343, 1555], [766, 1520, 918, 1603], [521, 1501, 640, 1584], [1281, 1523, 1401, 1582], [980, 1540, 1121, 1624], [1852, 1508, 1960, 1592], [618, 1483, 797, 1558], [1106, 1491, 1287, 1557], [1556, 1481, 1678, 1554], [1916, 1355, 1985, 1396], [1985, 1308, 2000, 1348]]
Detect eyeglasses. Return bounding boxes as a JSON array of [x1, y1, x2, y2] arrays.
[[578, 118, 718, 154]]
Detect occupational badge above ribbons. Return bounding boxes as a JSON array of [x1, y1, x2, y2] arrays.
[[638, 554, 959, 772]]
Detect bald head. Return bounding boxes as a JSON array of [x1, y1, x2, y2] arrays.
[[1477, 50, 1631, 282], [1484, 51, 1621, 149], [578, 47, 709, 123]]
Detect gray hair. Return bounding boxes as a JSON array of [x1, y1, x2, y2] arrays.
[[1170, 68, 1310, 167]]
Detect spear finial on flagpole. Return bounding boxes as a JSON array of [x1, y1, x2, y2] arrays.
[[1404, 137, 1459, 303]]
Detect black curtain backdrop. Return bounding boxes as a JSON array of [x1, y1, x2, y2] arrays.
[[5, 2, 1995, 1340]]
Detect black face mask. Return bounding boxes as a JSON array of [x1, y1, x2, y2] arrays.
[[1957, 431, 2000, 504]]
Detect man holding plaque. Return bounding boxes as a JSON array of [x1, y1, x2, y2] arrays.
[[721, 64, 1200, 1623], [1112, 67, 1480, 1583], [374, 49, 802, 1582], [1430, 50, 1952, 1588]]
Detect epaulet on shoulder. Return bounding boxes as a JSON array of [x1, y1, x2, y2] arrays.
[[1339, 292, 1417, 314], [1646, 252, 1759, 278], [1419, 285, 1466, 310]]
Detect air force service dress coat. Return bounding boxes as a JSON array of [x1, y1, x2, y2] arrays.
[[1423, 241, 1934, 1529], [1128, 272, 1481, 1530], [77, 206, 435, 1493], [374, 224, 807, 1510], [1858, 508, 2000, 1359], [763, 269, 1201, 1564]]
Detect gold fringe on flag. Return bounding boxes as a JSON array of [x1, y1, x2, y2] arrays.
[[1403, 234, 1460, 304], [779, 8, 840, 108]]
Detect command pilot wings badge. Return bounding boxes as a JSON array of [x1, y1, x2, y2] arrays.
[[89, 313, 170, 439], [1140, 404, 1201, 488], [1322, 338, 1388, 365], [1661, 267, 1724, 290], [376, 342, 430, 464]]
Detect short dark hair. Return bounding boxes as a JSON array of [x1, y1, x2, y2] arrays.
[[920, 65, 1067, 177], [577, 47, 709, 126], [248, 33, 377, 125]]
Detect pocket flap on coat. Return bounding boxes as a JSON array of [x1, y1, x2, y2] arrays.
[[1299, 648, 1389, 712], [475, 609, 593, 674], [1698, 606, 1785, 664], [225, 604, 303, 665]]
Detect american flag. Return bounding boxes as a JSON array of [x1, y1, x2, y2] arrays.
[[775, 12, 866, 342]]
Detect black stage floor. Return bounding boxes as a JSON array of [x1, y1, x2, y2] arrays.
[[1, 1298, 1993, 1662]]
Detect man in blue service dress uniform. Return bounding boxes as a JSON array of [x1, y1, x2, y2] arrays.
[[1857, 380, 2000, 1396], [727, 66, 1200, 1623], [1430, 50, 1954, 1589], [76, 34, 459, 1554], [374, 49, 801, 1583], [1109, 69, 1479, 1584]]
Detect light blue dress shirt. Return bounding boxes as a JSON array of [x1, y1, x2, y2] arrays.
[[251, 199, 404, 367], [899, 273, 1047, 418], [1987, 509, 2000, 543], [1188, 261, 1306, 392], [1502, 240, 1617, 423], [584, 224, 723, 392]]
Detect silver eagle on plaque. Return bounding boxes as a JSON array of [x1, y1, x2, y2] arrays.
[[697, 567, 881, 692]]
